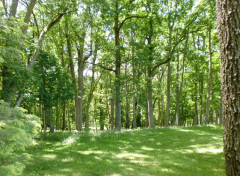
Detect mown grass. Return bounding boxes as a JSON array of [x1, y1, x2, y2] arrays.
[[22, 126, 225, 176]]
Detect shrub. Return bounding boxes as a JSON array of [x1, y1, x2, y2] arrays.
[[0, 100, 41, 176]]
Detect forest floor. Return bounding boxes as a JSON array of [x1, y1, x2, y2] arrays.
[[22, 126, 225, 176]]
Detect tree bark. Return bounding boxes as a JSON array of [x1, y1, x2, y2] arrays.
[[114, 0, 122, 131], [85, 43, 98, 129], [1, 0, 8, 17], [132, 44, 137, 128], [62, 101, 66, 131], [110, 95, 114, 130], [125, 64, 130, 129], [77, 47, 85, 131], [56, 103, 59, 130], [100, 84, 104, 131], [65, 21, 81, 131], [9, 0, 19, 17], [175, 36, 188, 126], [165, 61, 171, 127], [219, 95, 223, 125], [216, 0, 240, 175], [22, 0, 37, 35], [146, 14, 155, 128], [157, 98, 161, 126], [165, 21, 173, 127], [206, 28, 212, 124], [194, 83, 198, 125]]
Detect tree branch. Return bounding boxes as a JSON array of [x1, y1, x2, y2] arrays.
[[32, 11, 40, 37], [15, 12, 67, 107], [2, 0, 8, 17], [22, 0, 37, 35], [118, 15, 146, 30], [151, 27, 202, 74], [84, 29, 93, 62], [86, 61, 115, 72]]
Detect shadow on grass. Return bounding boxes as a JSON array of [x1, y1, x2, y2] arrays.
[[23, 126, 225, 176]]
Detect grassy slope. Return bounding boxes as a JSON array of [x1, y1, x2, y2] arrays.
[[22, 126, 225, 176]]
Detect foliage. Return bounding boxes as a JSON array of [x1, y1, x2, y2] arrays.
[[0, 0, 221, 130], [0, 100, 41, 176]]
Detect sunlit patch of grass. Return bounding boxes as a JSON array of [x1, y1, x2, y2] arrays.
[[23, 126, 225, 176]]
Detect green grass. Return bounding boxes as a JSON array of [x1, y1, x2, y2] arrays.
[[22, 126, 225, 176]]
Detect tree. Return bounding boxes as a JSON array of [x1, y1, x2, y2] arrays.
[[216, 0, 240, 175]]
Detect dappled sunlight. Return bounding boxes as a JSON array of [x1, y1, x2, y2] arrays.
[[161, 168, 175, 174], [175, 128, 194, 133], [141, 146, 155, 151], [77, 150, 106, 155], [62, 158, 74, 163], [59, 168, 73, 173], [23, 126, 225, 176], [196, 147, 223, 154], [43, 154, 57, 160], [62, 136, 77, 145], [116, 152, 150, 160], [94, 156, 103, 160], [189, 143, 223, 153], [54, 146, 70, 151], [104, 174, 121, 176]]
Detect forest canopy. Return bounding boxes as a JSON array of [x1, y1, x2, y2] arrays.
[[0, 0, 221, 132]]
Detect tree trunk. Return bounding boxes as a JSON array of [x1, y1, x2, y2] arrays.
[[199, 79, 203, 125], [210, 89, 214, 123], [175, 37, 188, 126], [85, 43, 98, 129], [114, 1, 122, 131], [157, 99, 161, 126], [206, 28, 212, 125], [100, 84, 104, 131], [65, 21, 80, 131], [43, 105, 46, 135], [62, 101, 66, 131], [67, 101, 71, 131], [77, 55, 84, 131], [132, 47, 137, 128], [49, 107, 54, 133], [199, 33, 206, 125], [145, 103, 149, 127], [146, 15, 155, 128], [22, 0, 37, 35], [216, 1, 240, 174], [56, 103, 59, 130], [147, 77, 154, 128], [9, 0, 19, 17], [125, 64, 130, 129], [194, 83, 198, 125], [165, 22, 173, 127], [110, 97, 114, 130], [2, 0, 8, 17], [175, 51, 180, 126], [166, 61, 171, 127]]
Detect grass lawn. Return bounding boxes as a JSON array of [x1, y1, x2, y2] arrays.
[[22, 126, 225, 176]]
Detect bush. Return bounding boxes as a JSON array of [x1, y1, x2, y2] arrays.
[[0, 100, 41, 176]]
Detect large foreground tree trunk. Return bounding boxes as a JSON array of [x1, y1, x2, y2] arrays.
[[216, 0, 240, 175]]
